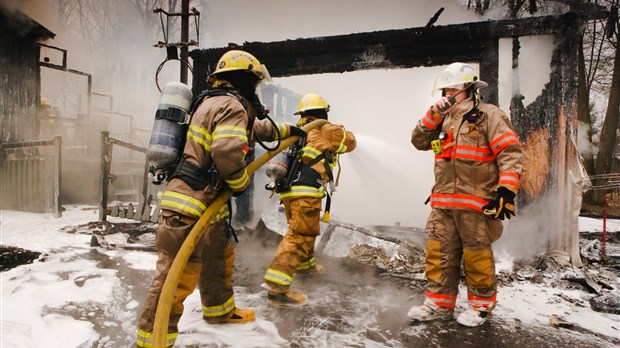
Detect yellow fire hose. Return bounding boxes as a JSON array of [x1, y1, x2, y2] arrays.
[[152, 119, 328, 347]]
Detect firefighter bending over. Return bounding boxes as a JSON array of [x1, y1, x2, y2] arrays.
[[262, 93, 356, 307], [409, 63, 522, 327], [136, 50, 305, 347]]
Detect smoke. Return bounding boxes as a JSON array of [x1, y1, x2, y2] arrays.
[[494, 193, 553, 260], [13, 0, 167, 130], [498, 35, 553, 110], [578, 121, 594, 156]]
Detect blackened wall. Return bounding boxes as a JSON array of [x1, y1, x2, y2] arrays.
[[0, 9, 54, 146]]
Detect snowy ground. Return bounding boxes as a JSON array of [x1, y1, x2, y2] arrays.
[[1, 205, 619, 348]]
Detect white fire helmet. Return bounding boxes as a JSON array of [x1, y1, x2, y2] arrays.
[[432, 62, 488, 96]]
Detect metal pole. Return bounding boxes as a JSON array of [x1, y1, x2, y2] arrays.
[[601, 188, 607, 261], [180, 0, 189, 84]]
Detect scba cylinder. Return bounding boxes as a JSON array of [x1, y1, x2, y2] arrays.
[[265, 151, 292, 182], [147, 82, 193, 183]]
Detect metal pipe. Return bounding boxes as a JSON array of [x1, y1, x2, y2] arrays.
[[180, 0, 189, 84]]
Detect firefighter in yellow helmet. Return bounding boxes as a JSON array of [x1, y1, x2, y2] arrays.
[[261, 93, 356, 307], [136, 50, 305, 347], [409, 62, 522, 327]]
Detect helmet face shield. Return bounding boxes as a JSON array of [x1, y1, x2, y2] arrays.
[[259, 64, 272, 82], [432, 62, 488, 96]]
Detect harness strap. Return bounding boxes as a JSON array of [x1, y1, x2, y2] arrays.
[[297, 151, 335, 223], [155, 107, 188, 123], [300, 150, 334, 183], [293, 165, 323, 188], [169, 159, 220, 191], [189, 88, 251, 115]]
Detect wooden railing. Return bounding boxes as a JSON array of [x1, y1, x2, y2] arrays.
[[0, 136, 62, 217], [98, 131, 161, 223]]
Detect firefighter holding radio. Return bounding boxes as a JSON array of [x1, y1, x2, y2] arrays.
[[410, 62, 522, 327]]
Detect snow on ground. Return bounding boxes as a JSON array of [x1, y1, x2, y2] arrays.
[[492, 277, 619, 339], [1, 205, 619, 347], [579, 216, 620, 233]]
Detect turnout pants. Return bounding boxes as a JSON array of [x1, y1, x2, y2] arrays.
[[136, 209, 236, 347], [423, 208, 503, 312], [264, 196, 322, 292]]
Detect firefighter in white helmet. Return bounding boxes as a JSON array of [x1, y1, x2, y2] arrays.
[[410, 62, 522, 327], [136, 50, 305, 347], [261, 93, 356, 307]]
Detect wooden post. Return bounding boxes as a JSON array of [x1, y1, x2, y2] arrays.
[[552, 13, 583, 267], [54, 136, 62, 218], [99, 131, 111, 221], [479, 38, 499, 105], [140, 158, 150, 217]]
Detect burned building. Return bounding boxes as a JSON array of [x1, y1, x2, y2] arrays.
[[190, 5, 607, 266]]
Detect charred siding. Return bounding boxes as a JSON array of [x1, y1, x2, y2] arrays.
[[0, 8, 54, 147]]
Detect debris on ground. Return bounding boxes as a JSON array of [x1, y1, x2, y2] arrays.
[[347, 242, 425, 281], [0, 245, 45, 271], [3, 214, 619, 318], [549, 314, 574, 328], [589, 290, 620, 314], [60, 221, 157, 251]]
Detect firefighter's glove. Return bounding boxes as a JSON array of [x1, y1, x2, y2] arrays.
[[289, 126, 306, 138], [482, 187, 516, 220]]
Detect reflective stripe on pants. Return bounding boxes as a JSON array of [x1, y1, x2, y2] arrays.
[[264, 196, 322, 292], [424, 208, 502, 310]]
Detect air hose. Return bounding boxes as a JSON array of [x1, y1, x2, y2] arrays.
[[152, 119, 328, 347]]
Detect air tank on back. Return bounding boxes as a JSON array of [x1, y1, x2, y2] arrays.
[[147, 81, 193, 184], [264, 146, 298, 193], [265, 150, 292, 183]]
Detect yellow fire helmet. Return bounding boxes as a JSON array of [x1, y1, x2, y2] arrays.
[[432, 62, 488, 96], [40, 97, 51, 106], [208, 49, 271, 83], [294, 93, 330, 115]]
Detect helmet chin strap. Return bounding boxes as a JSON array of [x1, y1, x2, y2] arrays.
[[463, 84, 480, 123]]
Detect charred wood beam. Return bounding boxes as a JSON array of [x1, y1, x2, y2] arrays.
[[190, 12, 606, 97], [426, 8, 444, 28]]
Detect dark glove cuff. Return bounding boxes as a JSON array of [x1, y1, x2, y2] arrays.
[[289, 126, 306, 138], [497, 186, 516, 200]]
